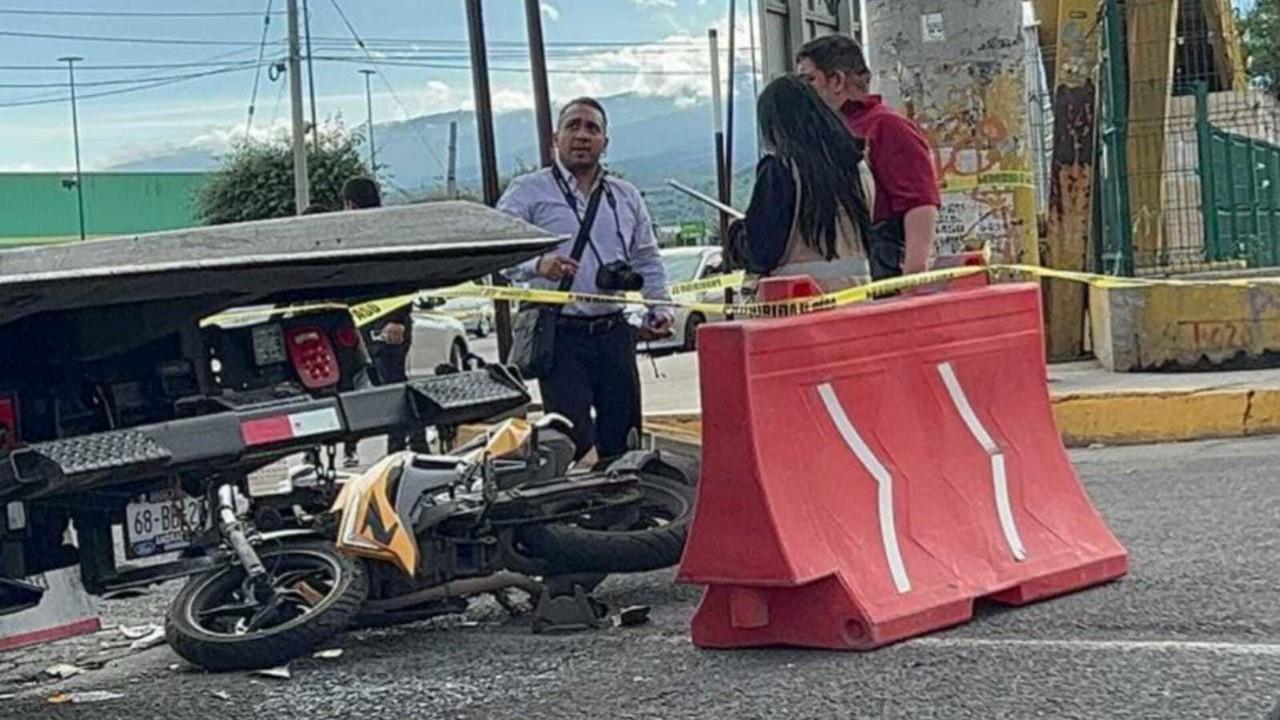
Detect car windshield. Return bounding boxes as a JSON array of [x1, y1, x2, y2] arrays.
[[662, 253, 704, 284]]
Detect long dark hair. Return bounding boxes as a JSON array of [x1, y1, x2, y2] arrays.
[[757, 75, 872, 260]]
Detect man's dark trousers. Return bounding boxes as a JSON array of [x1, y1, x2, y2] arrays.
[[539, 313, 641, 462], [372, 347, 413, 453]]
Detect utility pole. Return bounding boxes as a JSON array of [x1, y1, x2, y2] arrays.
[[524, 0, 554, 167], [724, 0, 737, 207], [446, 120, 459, 199], [465, 0, 512, 361], [359, 69, 377, 178], [708, 30, 729, 243], [58, 55, 86, 241], [303, 0, 320, 152], [286, 0, 310, 213]]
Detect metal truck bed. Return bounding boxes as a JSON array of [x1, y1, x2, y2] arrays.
[[0, 201, 559, 332]]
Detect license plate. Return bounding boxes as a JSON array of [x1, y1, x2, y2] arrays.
[[124, 490, 210, 559]]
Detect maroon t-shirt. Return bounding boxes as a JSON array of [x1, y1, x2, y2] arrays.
[[841, 96, 941, 223]]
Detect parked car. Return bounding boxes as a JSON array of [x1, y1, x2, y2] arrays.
[[630, 246, 728, 354], [407, 305, 471, 376], [436, 295, 495, 338]]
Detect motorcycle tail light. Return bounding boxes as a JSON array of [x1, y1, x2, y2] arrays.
[[0, 395, 16, 449], [333, 324, 360, 349], [286, 327, 340, 390]]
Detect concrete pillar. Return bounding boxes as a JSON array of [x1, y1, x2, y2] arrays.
[[865, 0, 1038, 265], [1044, 0, 1103, 361]]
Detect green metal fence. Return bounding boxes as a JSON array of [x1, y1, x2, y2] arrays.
[[1198, 96, 1280, 267]]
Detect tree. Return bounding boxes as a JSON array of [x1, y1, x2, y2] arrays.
[[195, 124, 372, 225], [1240, 0, 1280, 99]]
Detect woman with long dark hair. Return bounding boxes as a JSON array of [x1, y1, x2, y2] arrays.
[[729, 74, 875, 292]]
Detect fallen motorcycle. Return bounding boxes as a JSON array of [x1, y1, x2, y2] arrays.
[[163, 414, 697, 671]]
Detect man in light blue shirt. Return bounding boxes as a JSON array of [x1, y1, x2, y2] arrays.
[[498, 96, 674, 461]]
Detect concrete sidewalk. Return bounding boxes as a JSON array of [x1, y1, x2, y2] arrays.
[[634, 353, 1280, 448]]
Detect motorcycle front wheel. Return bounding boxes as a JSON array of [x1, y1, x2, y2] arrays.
[[165, 540, 368, 671]]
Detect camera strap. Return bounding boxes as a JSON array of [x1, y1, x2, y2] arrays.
[[552, 163, 619, 267], [556, 174, 607, 294]]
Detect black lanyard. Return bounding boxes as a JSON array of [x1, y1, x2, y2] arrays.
[[551, 164, 631, 262]]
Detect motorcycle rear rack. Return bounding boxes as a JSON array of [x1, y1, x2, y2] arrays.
[[0, 367, 531, 501]]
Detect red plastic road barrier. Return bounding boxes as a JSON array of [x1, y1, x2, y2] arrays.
[[677, 283, 1128, 650]]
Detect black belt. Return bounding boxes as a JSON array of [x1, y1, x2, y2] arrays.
[[557, 312, 624, 335]]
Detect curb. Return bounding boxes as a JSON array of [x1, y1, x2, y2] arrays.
[[643, 388, 1280, 450]]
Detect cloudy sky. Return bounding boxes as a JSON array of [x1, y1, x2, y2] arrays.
[[0, 0, 1258, 173], [0, 0, 748, 171]]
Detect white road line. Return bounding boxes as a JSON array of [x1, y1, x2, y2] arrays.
[[817, 383, 912, 594], [937, 362, 1028, 562], [911, 637, 1280, 657]]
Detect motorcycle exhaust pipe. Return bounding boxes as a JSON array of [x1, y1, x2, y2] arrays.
[[363, 571, 544, 613]]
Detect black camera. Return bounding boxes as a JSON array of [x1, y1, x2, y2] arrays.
[[596, 260, 645, 292]]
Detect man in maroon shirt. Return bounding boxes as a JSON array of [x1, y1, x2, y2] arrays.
[[795, 35, 940, 277]]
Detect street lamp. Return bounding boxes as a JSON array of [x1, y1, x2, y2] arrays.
[[58, 55, 86, 241], [358, 69, 376, 180]]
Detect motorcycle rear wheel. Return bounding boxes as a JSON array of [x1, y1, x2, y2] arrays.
[[165, 540, 367, 671], [516, 471, 695, 575]]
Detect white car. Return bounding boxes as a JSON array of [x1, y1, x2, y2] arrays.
[[630, 246, 729, 354], [435, 293, 496, 338], [406, 308, 471, 377]]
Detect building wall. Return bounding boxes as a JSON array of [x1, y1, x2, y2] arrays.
[[0, 172, 208, 240]]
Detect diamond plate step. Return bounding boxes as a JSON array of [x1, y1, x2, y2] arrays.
[[29, 430, 172, 477]]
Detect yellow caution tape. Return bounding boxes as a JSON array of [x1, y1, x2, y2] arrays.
[[941, 171, 1037, 192], [667, 271, 746, 297], [205, 263, 1280, 330]]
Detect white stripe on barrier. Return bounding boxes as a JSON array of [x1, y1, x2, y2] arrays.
[[817, 383, 912, 594], [937, 362, 1028, 562]]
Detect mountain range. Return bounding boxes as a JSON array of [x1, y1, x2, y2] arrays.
[[109, 92, 762, 227]]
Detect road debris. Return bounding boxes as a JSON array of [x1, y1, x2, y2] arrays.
[[313, 649, 344, 660], [211, 690, 231, 701], [43, 664, 84, 680], [48, 690, 126, 704], [253, 666, 292, 680], [128, 628, 167, 652], [616, 605, 652, 627], [117, 624, 159, 640]]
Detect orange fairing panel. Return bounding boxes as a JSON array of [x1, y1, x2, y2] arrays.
[[333, 452, 420, 576]]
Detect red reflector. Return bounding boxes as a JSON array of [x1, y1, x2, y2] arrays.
[[241, 416, 293, 446], [286, 326, 340, 390], [0, 396, 17, 449], [333, 325, 360, 349]]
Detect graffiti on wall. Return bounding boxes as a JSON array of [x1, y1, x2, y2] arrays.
[[901, 62, 1035, 261]]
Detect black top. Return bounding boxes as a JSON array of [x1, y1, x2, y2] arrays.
[[729, 155, 797, 275]]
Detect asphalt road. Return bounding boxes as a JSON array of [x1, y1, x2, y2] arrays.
[[5, 435, 1280, 718]]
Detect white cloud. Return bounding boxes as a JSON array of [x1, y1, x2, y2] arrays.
[[631, 0, 677, 7], [546, 10, 759, 107], [540, 2, 559, 21]]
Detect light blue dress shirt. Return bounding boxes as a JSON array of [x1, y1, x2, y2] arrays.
[[497, 162, 674, 321]]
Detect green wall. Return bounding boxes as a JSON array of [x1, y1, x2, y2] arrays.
[[0, 172, 208, 239]]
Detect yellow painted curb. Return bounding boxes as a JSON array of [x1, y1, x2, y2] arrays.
[[644, 389, 1280, 449]]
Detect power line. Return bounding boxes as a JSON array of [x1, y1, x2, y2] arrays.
[[0, 61, 269, 88], [314, 55, 711, 76], [326, 0, 447, 173], [0, 7, 286, 17], [246, 0, 277, 137], [0, 28, 277, 47], [0, 59, 288, 71], [0, 45, 268, 106], [0, 64, 260, 109], [305, 35, 709, 48]]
